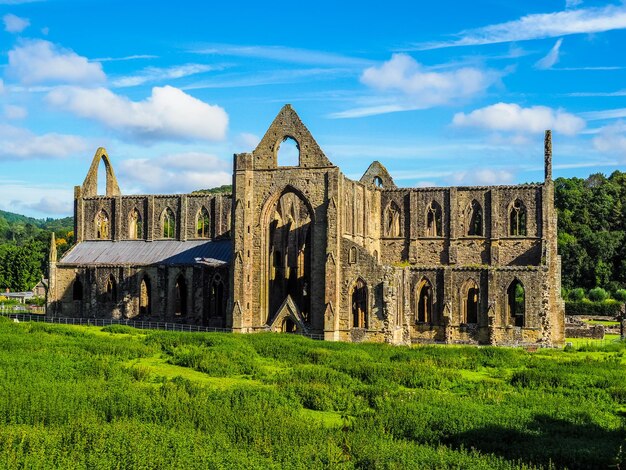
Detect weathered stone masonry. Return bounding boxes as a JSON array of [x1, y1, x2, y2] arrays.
[[48, 105, 565, 346]]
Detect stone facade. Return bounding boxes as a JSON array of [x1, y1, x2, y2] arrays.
[[48, 105, 565, 346]]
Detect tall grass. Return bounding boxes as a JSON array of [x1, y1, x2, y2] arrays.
[[0, 319, 624, 469]]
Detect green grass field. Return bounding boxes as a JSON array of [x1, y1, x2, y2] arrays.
[[0, 318, 624, 469]]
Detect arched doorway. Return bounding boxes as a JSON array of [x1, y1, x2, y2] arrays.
[[416, 278, 433, 323], [267, 190, 312, 324], [507, 279, 525, 327], [282, 317, 298, 333], [351, 278, 368, 328], [463, 281, 479, 324], [139, 276, 151, 316]]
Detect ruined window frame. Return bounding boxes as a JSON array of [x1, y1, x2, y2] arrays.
[[466, 199, 483, 237], [415, 278, 434, 324], [351, 278, 368, 329], [161, 208, 176, 239], [128, 209, 142, 240], [196, 207, 211, 238], [426, 201, 443, 237], [507, 279, 526, 327], [95, 209, 110, 239], [509, 199, 527, 237]]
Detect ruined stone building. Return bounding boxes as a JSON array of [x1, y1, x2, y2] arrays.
[[48, 105, 565, 346]]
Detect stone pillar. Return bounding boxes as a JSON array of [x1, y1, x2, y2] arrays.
[[544, 130, 552, 182]]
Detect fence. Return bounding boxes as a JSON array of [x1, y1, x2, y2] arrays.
[[1, 313, 326, 339]]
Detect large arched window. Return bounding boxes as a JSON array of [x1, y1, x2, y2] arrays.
[[196, 207, 211, 238], [72, 277, 83, 301], [276, 136, 300, 166], [507, 279, 525, 327], [426, 201, 442, 237], [129, 209, 142, 239], [509, 199, 527, 236], [384, 201, 401, 237], [466, 200, 483, 236], [95, 210, 110, 239], [162, 208, 176, 239], [416, 278, 433, 323], [139, 275, 151, 316], [174, 275, 187, 316], [351, 278, 368, 328], [462, 280, 479, 324]]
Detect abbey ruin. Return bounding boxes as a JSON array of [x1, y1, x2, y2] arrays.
[[47, 105, 565, 346]]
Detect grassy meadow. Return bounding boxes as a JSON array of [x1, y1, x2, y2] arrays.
[[0, 317, 624, 469]]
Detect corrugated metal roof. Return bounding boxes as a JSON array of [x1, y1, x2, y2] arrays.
[[58, 240, 232, 266]]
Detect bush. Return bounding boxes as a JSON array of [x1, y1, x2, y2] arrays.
[[588, 287, 610, 302], [565, 300, 623, 317], [614, 289, 626, 302], [568, 288, 586, 301]]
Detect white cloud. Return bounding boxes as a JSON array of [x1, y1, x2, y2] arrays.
[[94, 54, 158, 62], [118, 152, 232, 193], [0, 124, 87, 160], [0, 79, 4, 94], [413, 4, 626, 49], [3, 13, 29, 33], [8, 39, 105, 85], [0, 0, 43, 4], [234, 132, 260, 150], [592, 121, 626, 157], [12, 198, 73, 216], [566, 0, 583, 8], [112, 63, 217, 88], [46, 85, 228, 142], [452, 102, 585, 135], [535, 38, 563, 69], [447, 169, 515, 186], [4, 105, 27, 120], [332, 54, 498, 118], [0, 181, 73, 218]]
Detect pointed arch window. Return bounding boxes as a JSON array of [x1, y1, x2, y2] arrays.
[[72, 277, 83, 301], [162, 208, 176, 239], [467, 200, 483, 236], [129, 209, 142, 239], [384, 201, 401, 237], [95, 210, 110, 239], [349, 246, 357, 264], [351, 278, 368, 328], [426, 201, 442, 237], [196, 207, 211, 238], [174, 275, 187, 316], [509, 199, 527, 236], [105, 275, 117, 303], [416, 278, 433, 323], [507, 279, 525, 327], [210, 275, 225, 318], [463, 281, 479, 324], [139, 275, 151, 316]]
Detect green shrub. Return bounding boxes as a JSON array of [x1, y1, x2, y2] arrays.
[[589, 287, 610, 302], [102, 324, 140, 335], [565, 300, 623, 316], [614, 289, 626, 302], [568, 288, 586, 301]]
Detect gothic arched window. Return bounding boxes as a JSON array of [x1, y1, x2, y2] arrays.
[[95, 210, 110, 239], [196, 207, 211, 238], [507, 279, 525, 327], [509, 199, 527, 236], [162, 208, 176, 239], [467, 200, 483, 236], [129, 209, 142, 239], [426, 201, 442, 237]]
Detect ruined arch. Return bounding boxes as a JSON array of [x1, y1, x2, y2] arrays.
[[351, 278, 368, 328], [129, 209, 142, 239], [509, 199, 527, 236], [263, 186, 313, 323], [81, 147, 121, 197], [384, 201, 401, 237], [196, 207, 211, 238], [95, 209, 110, 239], [426, 200, 442, 237], [507, 279, 525, 327], [461, 279, 479, 324], [161, 208, 176, 239], [466, 199, 483, 236], [415, 277, 434, 323], [209, 274, 225, 320], [359, 161, 397, 189]]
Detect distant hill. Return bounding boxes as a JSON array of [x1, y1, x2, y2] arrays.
[[0, 210, 73, 231], [191, 185, 232, 195]]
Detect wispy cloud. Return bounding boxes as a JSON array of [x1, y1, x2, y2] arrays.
[[46, 85, 228, 142], [581, 108, 626, 120], [3, 13, 29, 33], [566, 0, 583, 8], [330, 53, 500, 118], [94, 54, 158, 62], [0, 182, 73, 218], [0, 0, 43, 4], [535, 38, 563, 69], [111, 63, 219, 88], [592, 120, 626, 157], [4, 104, 27, 120], [452, 102, 585, 135], [192, 44, 373, 67], [411, 4, 626, 50], [569, 89, 626, 97], [555, 66, 624, 71]]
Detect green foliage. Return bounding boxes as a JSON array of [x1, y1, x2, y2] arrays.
[[1, 324, 625, 469], [568, 287, 586, 301], [614, 289, 626, 302], [192, 185, 232, 195], [565, 300, 624, 316], [589, 287, 610, 302]]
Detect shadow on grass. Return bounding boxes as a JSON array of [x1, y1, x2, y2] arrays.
[[446, 414, 625, 469]]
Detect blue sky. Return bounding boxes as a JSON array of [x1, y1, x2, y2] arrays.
[[1, 0, 626, 217]]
